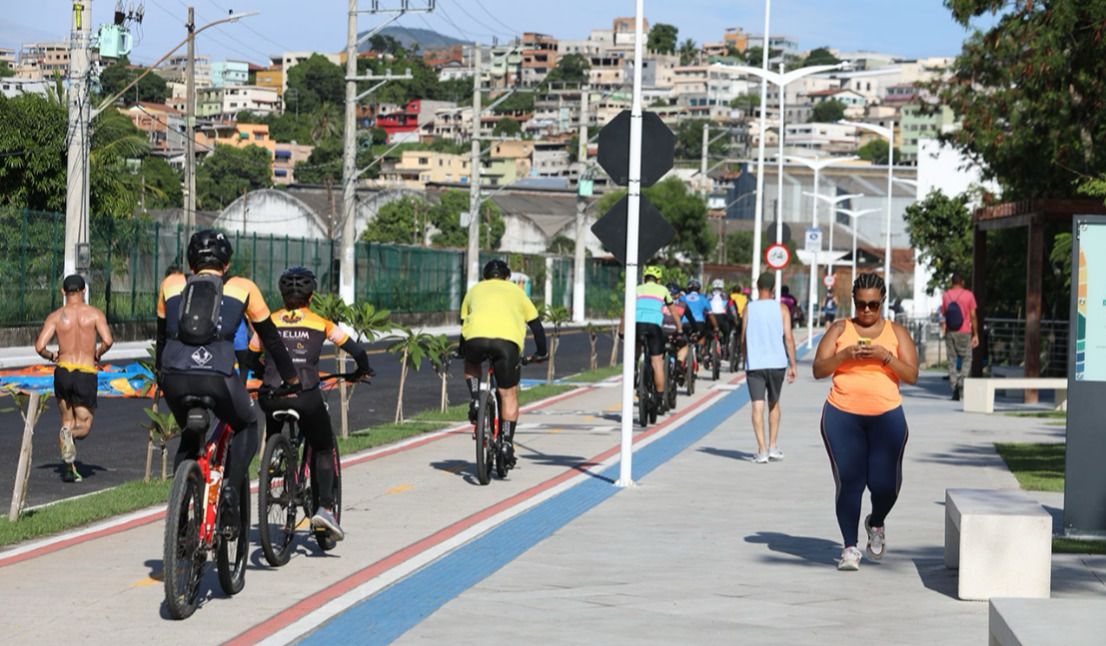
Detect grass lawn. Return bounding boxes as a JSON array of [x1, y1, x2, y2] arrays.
[[0, 385, 575, 548], [993, 442, 1065, 492], [1005, 410, 1067, 419], [1053, 537, 1106, 555], [565, 365, 622, 383]]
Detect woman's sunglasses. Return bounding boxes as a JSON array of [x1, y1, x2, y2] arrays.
[[854, 299, 883, 312]]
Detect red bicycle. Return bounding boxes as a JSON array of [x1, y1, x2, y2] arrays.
[[473, 355, 543, 485], [163, 395, 249, 620]]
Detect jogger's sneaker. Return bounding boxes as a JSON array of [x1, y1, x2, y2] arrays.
[[838, 546, 862, 571], [59, 426, 76, 463], [312, 508, 345, 542], [865, 514, 886, 560], [753, 452, 769, 464], [768, 447, 785, 461], [61, 463, 82, 483]]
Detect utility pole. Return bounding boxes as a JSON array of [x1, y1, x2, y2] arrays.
[[184, 7, 196, 229], [700, 122, 709, 197], [64, 0, 92, 285], [571, 87, 589, 322], [465, 43, 483, 289]]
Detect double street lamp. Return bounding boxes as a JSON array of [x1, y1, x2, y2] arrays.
[[837, 207, 881, 315], [839, 119, 896, 317], [799, 185, 863, 348]]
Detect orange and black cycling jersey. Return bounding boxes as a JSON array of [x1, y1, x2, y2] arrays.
[[157, 271, 272, 376], [249, 308, 349, 390]]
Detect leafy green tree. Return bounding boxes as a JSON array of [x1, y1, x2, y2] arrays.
[[647, 23, 679, 54], [285, 54, 345, 115], [235, 109, 259, 123], [368, 34, 404, 55], [492, 117, 522, 137], [430, 189, 504, 250], [802, 46, 841, 67], [263, 112, 314, 144], [97, 57, 169, 104], [547, 235, 575, 255], [388, 327, 434, 422], [195, 144, 271, 210], [678, 39, 699, 65], [295, 135, 377, 185], [857, 139, 899, 166], [543, 53, 590, 87], [902, 189, 973, 292], [730, 92, 760, 115], [595, 178, 715, 262], [934, 0, 1106, 198], [811, 99, 847, 123], [744, 47, 782, 68], [434, 76, 471, 103], [674, 118, 728, 160], [0, 61, 14, 77], [138, 157, 183, 209], [361, 196, 430, 244], [89, 109, 149, 218], [0, 94, 68, 212], [725, 230, 754, 267]]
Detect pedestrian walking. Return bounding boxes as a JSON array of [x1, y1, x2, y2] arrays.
[[812, 273, 918, 571], [34, 275, 114, 482], [941, 273, 978, 401], [740, 273, 798, 464]]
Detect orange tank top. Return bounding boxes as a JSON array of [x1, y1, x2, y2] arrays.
[[827, 320, 902, 415]]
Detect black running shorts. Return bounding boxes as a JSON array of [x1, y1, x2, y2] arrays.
[[54, 366, 98, 411]]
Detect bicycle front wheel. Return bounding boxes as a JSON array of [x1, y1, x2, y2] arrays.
[[164, 460, 206, 620], [258, 433, 297, 567], [216, 476, 249, 596], [474, 391, 493, 485]]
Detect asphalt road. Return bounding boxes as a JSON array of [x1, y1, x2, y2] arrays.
[[0, 330, 620, 509]]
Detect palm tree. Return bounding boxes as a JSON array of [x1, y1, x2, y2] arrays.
[[310, 102, 343, 143], [426, 334, 457, 412], [542, 305, 571, 384], [344, 302, 393, 433], [679, 38, 700, 65], [388, 327, 434, 423]]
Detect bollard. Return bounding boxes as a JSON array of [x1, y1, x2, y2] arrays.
[[9, 392, 40, 521]]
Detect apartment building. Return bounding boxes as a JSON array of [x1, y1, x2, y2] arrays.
[[272, 143, 314, 184], [197, 85, 280, 118], [210, 60, 249, 88], [0, 48, 16, 68], [377, 99, 459, 143], [17, 42, 70, 80], [900, 102, 955, 164], [158, 55, 212, 86], [532, 140, 570, 177], [255, 66, 283, 97], [521, 33, 558, 86], [120, 102, 186, 153], [785, 122, 858, 154], [381, 150, 471, 189], [0, 78, 50, 98]]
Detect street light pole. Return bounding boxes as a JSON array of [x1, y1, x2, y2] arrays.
[[750, 0, 772, 297], [774, 62, 785, 300], [838, 207, 879, 315], [840, 119, 896, 317]]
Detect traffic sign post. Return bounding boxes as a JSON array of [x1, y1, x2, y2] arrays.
[[765, 243, 790, 271], [805, 226, 824, 349], [824, 274, 836, 288]]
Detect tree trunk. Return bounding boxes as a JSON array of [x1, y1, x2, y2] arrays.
[[338, 350, 349, 439], [144, 437, 154, 483], [589, 336, 598, 371], [395, 348, 408, 423], [160, 441, 168, 480], [547, 335, 557, 384], [440, 374, 448, 412], [609, 326, 620, 366]]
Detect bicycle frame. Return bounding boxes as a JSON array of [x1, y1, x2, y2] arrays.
[[197, 421, 235, 547]]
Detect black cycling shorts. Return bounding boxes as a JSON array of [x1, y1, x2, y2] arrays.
[[714, 316, 732, 341], [690, 320, 712, 339], [259, 387, 335, 453], [161, 372, 257, 446], [463, 338, 522, 389], [54, 366, 98, 411], [636, 323, 665, 357]]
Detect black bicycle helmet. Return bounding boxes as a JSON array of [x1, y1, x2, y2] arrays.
[[667, 281, 681, 295], [483, 259, 511, 280], [279, 266, 317, 306], [686, 278, 702, 292], [187, 229, 233, 272]]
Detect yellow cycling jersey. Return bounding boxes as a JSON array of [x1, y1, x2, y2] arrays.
[[460, 279, 539, 351]]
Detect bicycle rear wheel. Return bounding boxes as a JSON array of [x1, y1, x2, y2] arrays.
[[665, 355, 677, 412], [474, 390, 493, 485], [711, 341, 721, 381], [637, 353, 649, 428], [216, 476, 249, 596], [686, 348, 697, 396], [729, 333, 740, 373], [258, 433, 296, 567], [164, 460, 206, 620], [311, 441, 342, 552]]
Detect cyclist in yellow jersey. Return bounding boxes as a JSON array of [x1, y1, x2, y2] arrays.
[[460, 260, 548, 467]]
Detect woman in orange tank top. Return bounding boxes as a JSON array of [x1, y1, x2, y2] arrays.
[[812, 273, 918, 572]]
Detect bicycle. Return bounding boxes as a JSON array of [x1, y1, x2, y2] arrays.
[[683, 332, 699, 396], [728, 320, 742, 373], [163, 396, 250, 620], [634, 337, 659, 428], [663, 332, 682, 413], [257, 372, 366, 567], [473, 355, 544, 486], [707, 331, 723, 382]]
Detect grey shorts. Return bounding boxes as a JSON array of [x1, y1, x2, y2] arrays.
[[747, 369, 786, 404]]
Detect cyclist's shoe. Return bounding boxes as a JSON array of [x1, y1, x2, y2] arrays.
[[504, 440, 517, 469], [219, 484, 241, 540], [468, 399, 479, 424], [61, 462, 82, 483], [59, 426, 76, 463], [312, 508, 345, 542]]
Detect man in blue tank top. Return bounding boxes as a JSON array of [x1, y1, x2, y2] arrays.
[[740, 273, 798, 464]]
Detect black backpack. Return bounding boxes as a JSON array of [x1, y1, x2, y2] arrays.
[[177, 273, 225, 345], [945, 300, 964, 331]]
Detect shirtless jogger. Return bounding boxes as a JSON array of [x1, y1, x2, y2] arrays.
[[34, 275, 113, 482]]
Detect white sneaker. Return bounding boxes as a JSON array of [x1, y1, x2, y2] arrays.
[[838, 546, 862, 571], [311, 508, 345, 542], [768, 447, 785, 461], [865, 515, 885, 560], [753, 452, 769, 464], [59, 426, 76, 463]]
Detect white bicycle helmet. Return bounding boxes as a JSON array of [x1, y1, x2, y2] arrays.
[[711, 278, 725, 290]]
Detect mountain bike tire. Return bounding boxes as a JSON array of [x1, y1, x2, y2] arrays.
[[475, 390, 494, 485], [258, 433, 297, 567], [164, 460, 205, 620], [216, 476, 249, 596]]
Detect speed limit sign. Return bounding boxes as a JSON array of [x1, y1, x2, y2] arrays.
[[824, 274, 836, 288], [765, 243, 790, 270]]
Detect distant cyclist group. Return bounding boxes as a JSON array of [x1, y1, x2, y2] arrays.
[[27, 225, 925, 614]]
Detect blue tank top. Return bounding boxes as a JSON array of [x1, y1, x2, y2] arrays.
[[744, 299, 789, 370], [681, 292, 710, 322]]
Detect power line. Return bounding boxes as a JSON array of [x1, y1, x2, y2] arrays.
[[470, 0, 519, 36], [447, 0, 514, 41]]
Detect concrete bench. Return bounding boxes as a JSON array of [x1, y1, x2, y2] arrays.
[[944, 488, 1052, 601], [989, 598, 1106, 645], [962, 377, 1068, 414]]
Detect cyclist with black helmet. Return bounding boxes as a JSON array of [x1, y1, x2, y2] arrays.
[[460, 259, 548, 467], [156, 229, 300, 528], [632, 266, 681, 413], [681, 278, 719, 352], [247, 267, 372, 541]]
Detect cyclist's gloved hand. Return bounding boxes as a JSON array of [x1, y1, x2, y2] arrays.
[[351, 368, 375, 382], [271, 381, 302, 398]]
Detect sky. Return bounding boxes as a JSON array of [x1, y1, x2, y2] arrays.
[[3, 0, 993, 66]]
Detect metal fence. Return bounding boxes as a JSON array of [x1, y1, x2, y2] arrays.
[[985, 317, 1069, 377], [1, 209, 622, 326]]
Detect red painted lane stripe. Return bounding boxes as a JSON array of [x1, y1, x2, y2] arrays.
[[0, 386, 596, 569], [227, 375, 743, 645]]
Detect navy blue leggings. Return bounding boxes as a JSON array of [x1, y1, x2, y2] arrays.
[[820, 403, 909, 547]]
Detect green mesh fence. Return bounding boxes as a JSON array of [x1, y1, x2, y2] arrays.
[[357, 243, 464, 313]]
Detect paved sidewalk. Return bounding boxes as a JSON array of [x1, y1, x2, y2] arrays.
[[399, 369, 1106, 645]]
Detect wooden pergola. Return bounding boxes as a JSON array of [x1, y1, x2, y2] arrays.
[[972, 199, 1106, 397]]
